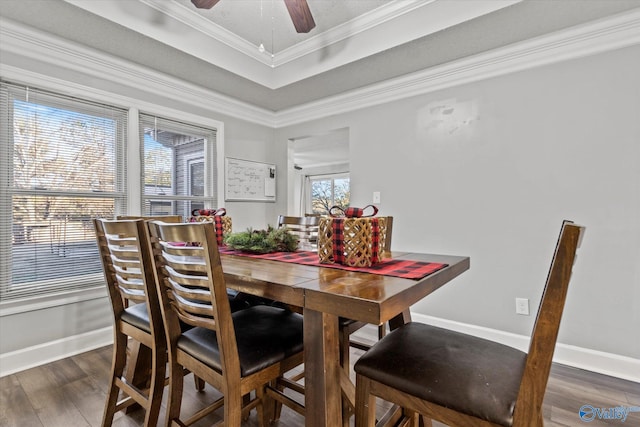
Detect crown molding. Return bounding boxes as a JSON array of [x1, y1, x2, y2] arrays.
[[2, 8, 640, 129], [275, 7, 640, 127], [0, 18, 277, 127], [62, 0, 521, 88], [269, 0, 433, 67]]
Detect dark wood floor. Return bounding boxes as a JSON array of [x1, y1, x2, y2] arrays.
[[1, 341, 638, 427]]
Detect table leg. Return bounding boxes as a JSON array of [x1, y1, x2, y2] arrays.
[[303, 308, 342, 427]]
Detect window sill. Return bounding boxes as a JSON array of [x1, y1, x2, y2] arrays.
[[0, 286, 108, 317]]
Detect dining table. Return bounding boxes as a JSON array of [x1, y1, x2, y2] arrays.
[[218, 249, 471, 427]]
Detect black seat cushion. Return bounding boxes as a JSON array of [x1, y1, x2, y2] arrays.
[[177, 305, 304, 377], [354, 322, 527, 427], [121, 303, 152, 333]]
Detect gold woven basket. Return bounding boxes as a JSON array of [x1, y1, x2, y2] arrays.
[[318, 217, 389, 267]]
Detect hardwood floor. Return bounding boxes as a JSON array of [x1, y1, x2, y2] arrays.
[[1, 342, 638, 427]]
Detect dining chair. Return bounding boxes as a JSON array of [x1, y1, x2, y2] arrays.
[[146, 220, 306, 426], [94, 218, 167, 427], [277, 214, 320, 250], [353, 220, 585, 427], [100, 217, 224, 412], [117, 214, 183, 223]]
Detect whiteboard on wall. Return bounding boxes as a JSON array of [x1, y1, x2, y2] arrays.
[[225, 157, 276, 202]]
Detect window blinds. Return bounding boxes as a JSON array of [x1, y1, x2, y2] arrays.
[[0, 81, 128, 301], [139, 113, 217, 218]]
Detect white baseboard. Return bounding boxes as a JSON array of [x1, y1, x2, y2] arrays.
[[3, 316, 638, 383], [0, 326, 113, 377], [354, 314, 639, 383]]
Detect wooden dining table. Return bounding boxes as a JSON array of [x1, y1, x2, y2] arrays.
[[218, 250, 470, 427]]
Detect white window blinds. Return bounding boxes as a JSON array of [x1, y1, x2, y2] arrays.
[[139, 113, 217, 218], [0, 81, 128, 301]]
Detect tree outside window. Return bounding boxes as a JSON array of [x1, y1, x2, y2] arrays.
[[1, 84, 127, 299], [310, 175, 350, 214]]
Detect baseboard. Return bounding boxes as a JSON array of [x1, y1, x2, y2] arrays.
[[0, 326, 113, 377], [354, 314, 639, 383], [3, 316, 638, 383]]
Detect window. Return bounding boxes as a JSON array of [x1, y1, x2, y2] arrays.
[[0, 82, 127, 301], [140, 114, 217, 218], [309, 174, 350, 214]]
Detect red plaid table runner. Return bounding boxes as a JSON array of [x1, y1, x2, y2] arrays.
[[218, 247, 447, 280]]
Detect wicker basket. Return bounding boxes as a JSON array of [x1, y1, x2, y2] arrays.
[[318, 216, 389, 267], [187, 215, 232, 245]]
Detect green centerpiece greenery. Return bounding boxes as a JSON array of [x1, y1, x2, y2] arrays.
[[224, 226, 299, 253]]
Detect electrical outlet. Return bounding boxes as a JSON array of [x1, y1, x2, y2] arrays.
[[515, 298, 529, 315], [373, 191, 381, 203]]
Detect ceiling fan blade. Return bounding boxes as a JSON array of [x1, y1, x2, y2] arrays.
[[283, 0, 316, 33], [191, 0, 221, 9]]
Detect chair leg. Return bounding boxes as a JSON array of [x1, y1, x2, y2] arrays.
[[340, 323, 354, 426], [403, 409, 419, 427], [224, 386, 244, 427], [271, 379, 284, 421], [165, 359, 185, 426], [102, 333, 128, 427], [257, 385, 275, 427], [143, 347, 167, 427], [243, 393, 252, 421], [378, 323, 386, 340], [355, 374, 376, 427], [193, 375, 205, 391]]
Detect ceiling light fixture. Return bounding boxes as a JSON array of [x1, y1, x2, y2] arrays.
[[270, 0, 275, 65], [258, 0, 265, 53]]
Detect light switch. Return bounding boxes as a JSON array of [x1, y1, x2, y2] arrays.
[[373, 191, 381, 203]]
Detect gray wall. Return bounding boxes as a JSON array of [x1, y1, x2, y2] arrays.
[[1, 10, 638, 371], [277, 45, 640, 359]]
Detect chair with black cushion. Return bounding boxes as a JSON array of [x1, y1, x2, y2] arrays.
[[94, 218, 167, 427], [354, 220, 585, 427], [146, 220, 305, 426], [277, 214, 320, 251]]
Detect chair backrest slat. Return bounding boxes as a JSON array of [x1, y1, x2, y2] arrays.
[[514, 220, 585, 423], [147, 221, 239, 369], [117, 215, 183, 223], [94, 218, 164, 328], [278, 215, 320, 249]]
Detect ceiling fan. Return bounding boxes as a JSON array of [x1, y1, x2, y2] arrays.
[[190, 0, 316, 33]]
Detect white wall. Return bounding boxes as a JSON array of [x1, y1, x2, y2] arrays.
[[277, 45, 640, 363]]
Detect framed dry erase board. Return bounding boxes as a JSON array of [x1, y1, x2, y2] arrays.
[[225, 157, 276, 202]]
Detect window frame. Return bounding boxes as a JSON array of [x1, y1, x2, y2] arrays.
[[0, 81, 225, 315], [186, 154, 206, 215], [139, 114, 218, 219], [308, 172, 350, 215], [0, 82, 128, 305]]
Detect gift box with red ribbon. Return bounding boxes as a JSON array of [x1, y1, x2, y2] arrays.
[[188, 208, 232, 246], [318, 209, 389, 267]]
